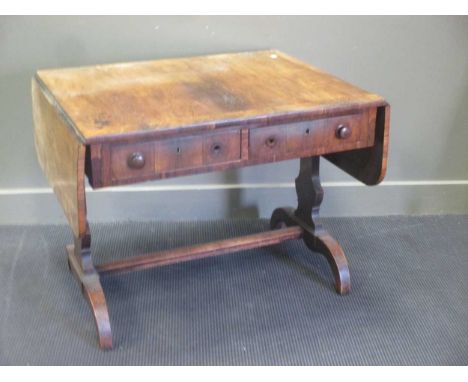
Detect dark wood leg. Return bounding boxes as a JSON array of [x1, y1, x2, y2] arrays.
[[270, 156, 351, 295], [66, 225, 113, 349]]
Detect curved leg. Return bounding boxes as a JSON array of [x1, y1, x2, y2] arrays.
[[66, 228, 113, 349], [270, 157, 351, 295], [303, 230, 350, 295]]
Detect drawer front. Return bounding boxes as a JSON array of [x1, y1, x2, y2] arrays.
[[90, 110, 375, 188], [107, 129, 241, 185], [110, 141, 155, 182], [155, 134, 204, 173], [249, 111, 374, 162], [155, 129, 241, 174]]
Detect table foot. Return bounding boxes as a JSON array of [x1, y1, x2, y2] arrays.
[[271, 207, 350, 294], [66, 244, 113, 349], [270, 156, 351, 295], [310, 232, 350, 295]]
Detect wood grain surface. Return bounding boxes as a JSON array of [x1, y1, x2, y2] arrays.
[[96, 226, 303, 277], [91, 108, 375, 188], [32, 77, 87, 237], [324, 104, 390, 185], [36, 50, 386, 143]]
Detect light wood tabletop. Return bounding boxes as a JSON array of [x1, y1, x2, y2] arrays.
[[36, 50, 385, 142]]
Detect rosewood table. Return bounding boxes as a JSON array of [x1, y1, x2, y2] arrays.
[[32, 50, 390, 349]]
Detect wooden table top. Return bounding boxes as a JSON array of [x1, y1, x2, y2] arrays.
[[35, 50, 385, 143]]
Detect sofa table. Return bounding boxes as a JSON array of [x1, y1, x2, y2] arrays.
[[32, 50, 390, 349]]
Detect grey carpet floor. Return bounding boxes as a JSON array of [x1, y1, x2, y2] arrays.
[[0, 215, 467, 365]]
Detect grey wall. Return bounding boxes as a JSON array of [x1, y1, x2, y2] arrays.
[[1, 16, 468, 224]]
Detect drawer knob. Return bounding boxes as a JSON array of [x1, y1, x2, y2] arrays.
[[127, 152, 146, 169], [265, 136, 277, 148], [211, 143, 222, 155], [336, 124, 351, 139]]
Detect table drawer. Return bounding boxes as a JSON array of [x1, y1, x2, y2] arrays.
[[154, 129, 241, 174], [89, 110, 375, 188], [102, 129, 241, 186], [109, 141, 155, 182], [249, 110, 374, 162]]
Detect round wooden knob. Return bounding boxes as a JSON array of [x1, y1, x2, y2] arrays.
[[211, 143, 222, 155], [265, 136, 277, 148], [336, 124, 351, 139], [127, 152, 145, 169]]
